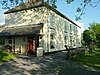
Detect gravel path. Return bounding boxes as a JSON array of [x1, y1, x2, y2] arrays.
[[0, 51, 100, 75]]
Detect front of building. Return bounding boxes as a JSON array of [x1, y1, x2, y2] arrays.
[[0, 0, 82, 56]]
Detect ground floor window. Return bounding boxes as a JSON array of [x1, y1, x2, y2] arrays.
[[8, 36, 12, 44], [0, 37, 5, 45], [50, 34, 55, 49], [64, 36, 67, 45]]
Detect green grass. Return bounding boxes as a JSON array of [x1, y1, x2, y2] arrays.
[[71, 50, 100, 71], [0, 50, 16, 64]]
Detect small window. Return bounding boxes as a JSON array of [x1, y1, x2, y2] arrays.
[[50, 34, 54, 40], [64, 22, 67, 30], [50, 14, 54, 27], [70, 24, 72, 32], [64, 36, 66, 44], [50, 34, 55, 49], [74, 26, 76, 32], [8, 37, 12, 44], [70, 40, 72, 46]]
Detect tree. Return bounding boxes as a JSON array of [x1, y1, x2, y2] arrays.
[[83, 30, 92, 46], [89, 23, 100, 48], [0, 0, 100, 20], [0, 0, 26, 9], [83, 23, 100, 51]]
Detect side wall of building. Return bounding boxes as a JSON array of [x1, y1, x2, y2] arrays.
[[45, 7, 82, 52]]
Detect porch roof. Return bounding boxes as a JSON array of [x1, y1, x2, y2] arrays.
[[0, 24, 43, 36]]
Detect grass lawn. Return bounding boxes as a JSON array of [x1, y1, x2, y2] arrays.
[[71, 49, 100, 71], [0, 50, 16, 64]]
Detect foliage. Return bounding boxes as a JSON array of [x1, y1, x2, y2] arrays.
[[72, 23, 100, 71], [45, 0, 57, 8], [83, 23, 100, 50], [0, 0, 100, 20], [83, 30, 91, 45], [89, 23, 100, 47], [0, 0, 57, 8], [0, 50, 16, 63], [71, 49, 100, 71], [0, 0, 24, 9]]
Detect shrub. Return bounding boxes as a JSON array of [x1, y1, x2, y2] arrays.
[[0, 50, 16, 63]]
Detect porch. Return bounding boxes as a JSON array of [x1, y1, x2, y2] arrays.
[[0, 23, 44, 56]]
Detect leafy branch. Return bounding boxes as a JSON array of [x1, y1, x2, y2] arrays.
[[74, 0, 100, 20], [0, 0, 24, 9]]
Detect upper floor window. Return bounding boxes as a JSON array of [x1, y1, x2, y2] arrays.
[[64, 21, 68, 32], [64, 22, 67, 29], [50, 14, 54, 27], [74, 26, 77, 33], [70, 24, 72, 32]]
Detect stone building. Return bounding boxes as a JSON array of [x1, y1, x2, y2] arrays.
[[0, 0, 82, 56]]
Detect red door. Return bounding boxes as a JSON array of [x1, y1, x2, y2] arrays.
[[28, 38, 35, 55]]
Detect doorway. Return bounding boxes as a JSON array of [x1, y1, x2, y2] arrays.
[[28, 37, 36, 55]]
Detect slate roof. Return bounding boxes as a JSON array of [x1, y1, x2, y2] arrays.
[[0, 24, 43, 36], [4, 0, 43, 14]]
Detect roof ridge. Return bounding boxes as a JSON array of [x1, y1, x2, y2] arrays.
[[4, 1, 81, 28], [4, 0, 44, 14]]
